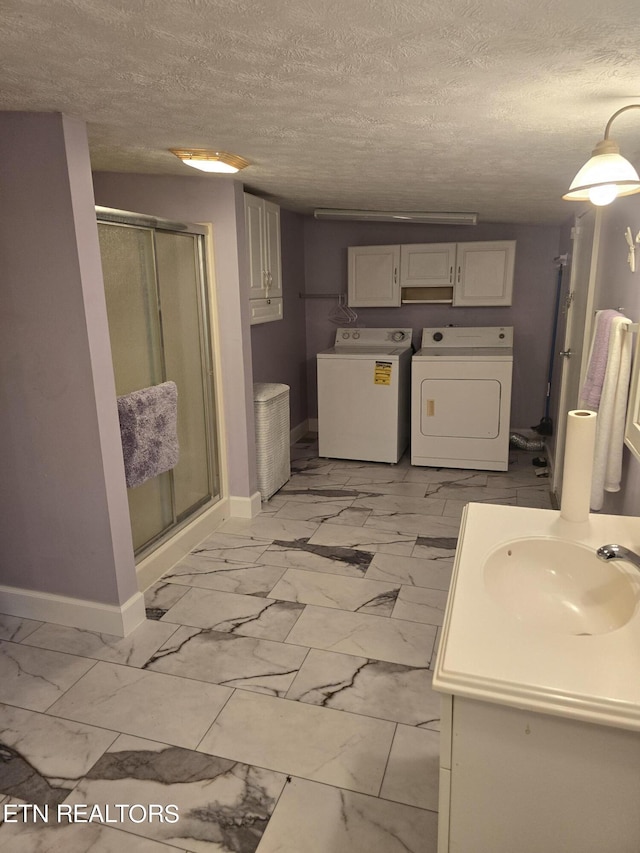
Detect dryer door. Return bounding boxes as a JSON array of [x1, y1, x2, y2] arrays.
[[420, 378, 501, 438]]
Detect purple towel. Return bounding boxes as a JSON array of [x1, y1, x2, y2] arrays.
[[580, 310, 624, 409], [117, 381, 179, 488]]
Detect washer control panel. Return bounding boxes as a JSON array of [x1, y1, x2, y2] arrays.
[[391, 330, 409, 342], [334, 328, 412, 346]]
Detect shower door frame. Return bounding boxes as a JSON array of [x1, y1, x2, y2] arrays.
[[97, 206, 223, 563]]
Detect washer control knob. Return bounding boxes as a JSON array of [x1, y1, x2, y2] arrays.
[[499, 333, 505, 339], [341, 331, 350, 339], [352, 331, 360, 339], [433, 332, 444, 342], [391, 330, 407, 342]]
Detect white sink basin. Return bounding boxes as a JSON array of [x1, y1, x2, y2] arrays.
[[484, 537, 638, 635]]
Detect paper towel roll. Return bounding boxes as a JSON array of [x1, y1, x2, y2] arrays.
[[560, 410, 597, 522]]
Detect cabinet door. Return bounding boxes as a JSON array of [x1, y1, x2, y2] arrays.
[[244, 193, 267, 299], [250, 297, 283, 325], [347, 245, 401, 307], [263, 200, 282, 298], [453, 240, 515, 306], [400, 243, 456, 288]]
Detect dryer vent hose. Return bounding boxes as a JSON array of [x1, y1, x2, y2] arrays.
[[509, 433, 545, 451]]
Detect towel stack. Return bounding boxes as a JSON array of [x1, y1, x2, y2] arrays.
[[580, 310, 632, 511]]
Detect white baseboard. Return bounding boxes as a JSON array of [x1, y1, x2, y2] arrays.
[[0, 584, 146, 638], [229, 491, 262, 519], [290, 419, 309, 444], [136, 498, 230, 593]]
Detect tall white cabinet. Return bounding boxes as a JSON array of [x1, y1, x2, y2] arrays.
[[347, 240, 516, 307], [244, 192, 283, 324]]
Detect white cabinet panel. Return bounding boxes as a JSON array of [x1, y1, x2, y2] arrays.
[[400, 243, 456, 288], [245, 193, 266, 300], [250, 297, 283, 325], [453, 240, 515, 306], [347, 245, 400, 307], [444, 696, 640, 853], [263, 201, 282, 299], [437, 768, 451, 853]]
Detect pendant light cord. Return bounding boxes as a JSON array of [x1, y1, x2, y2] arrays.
[[604, 104, 640, 140]]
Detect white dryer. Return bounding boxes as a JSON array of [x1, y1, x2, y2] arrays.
[[411, 326, 513, 471], [317, 328, 413, 463]]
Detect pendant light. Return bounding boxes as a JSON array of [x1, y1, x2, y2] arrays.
[[170, 149, 250, 174], [563, 105, 640, 206]]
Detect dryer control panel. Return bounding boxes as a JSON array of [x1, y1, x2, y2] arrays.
[[420, 326, 513, 348]]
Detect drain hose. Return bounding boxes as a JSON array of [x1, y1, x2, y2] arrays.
[[509, 433, 545, 451]]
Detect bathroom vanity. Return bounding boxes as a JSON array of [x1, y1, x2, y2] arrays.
[[433, 503, 640, 853]]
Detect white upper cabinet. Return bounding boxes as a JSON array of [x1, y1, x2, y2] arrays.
[[400, 243, 457, 288], [347, 240, 516, 307], [347, 245, 401, 307], [262, 200, 282, 299], [244, 192, 283, 324], [452, 241, 515, 307], [399, 242, 458, 304]]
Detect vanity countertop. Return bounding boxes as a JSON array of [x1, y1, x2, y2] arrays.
[[432, 503, 640, 731]]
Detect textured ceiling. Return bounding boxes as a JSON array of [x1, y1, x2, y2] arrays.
[[2, 0, 640, 224]]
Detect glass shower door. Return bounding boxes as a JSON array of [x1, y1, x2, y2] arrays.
[[155, 231, 217, 520], [98, 212, 220, 555]]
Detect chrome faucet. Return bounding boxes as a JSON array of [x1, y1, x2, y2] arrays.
[[597, 544, 640, 571]]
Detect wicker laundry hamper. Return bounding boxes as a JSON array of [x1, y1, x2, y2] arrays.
[[253, 383, 291, 500]]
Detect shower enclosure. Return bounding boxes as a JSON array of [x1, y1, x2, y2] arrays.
[[97, 207, 221, 556]]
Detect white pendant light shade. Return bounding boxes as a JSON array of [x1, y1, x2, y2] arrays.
[[563, 148, 640, 205], [563, 105, 640, 206]]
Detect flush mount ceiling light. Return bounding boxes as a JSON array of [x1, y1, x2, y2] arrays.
[[313, 209, 478, 225], [563, 105, 640, 206], [170, 149, 250, 174]]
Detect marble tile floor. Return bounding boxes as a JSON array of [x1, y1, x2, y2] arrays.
[[0, 437, 553, 852]]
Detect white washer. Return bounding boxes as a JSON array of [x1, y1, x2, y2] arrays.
[[317, 328, 413, 463], [411, 326, 513, 471]]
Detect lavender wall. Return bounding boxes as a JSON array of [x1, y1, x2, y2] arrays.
[[302, 219, 562, 428], [0, 112, 137, 605], [250, 209, 308, 430], [92, 173, 258, 499]]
